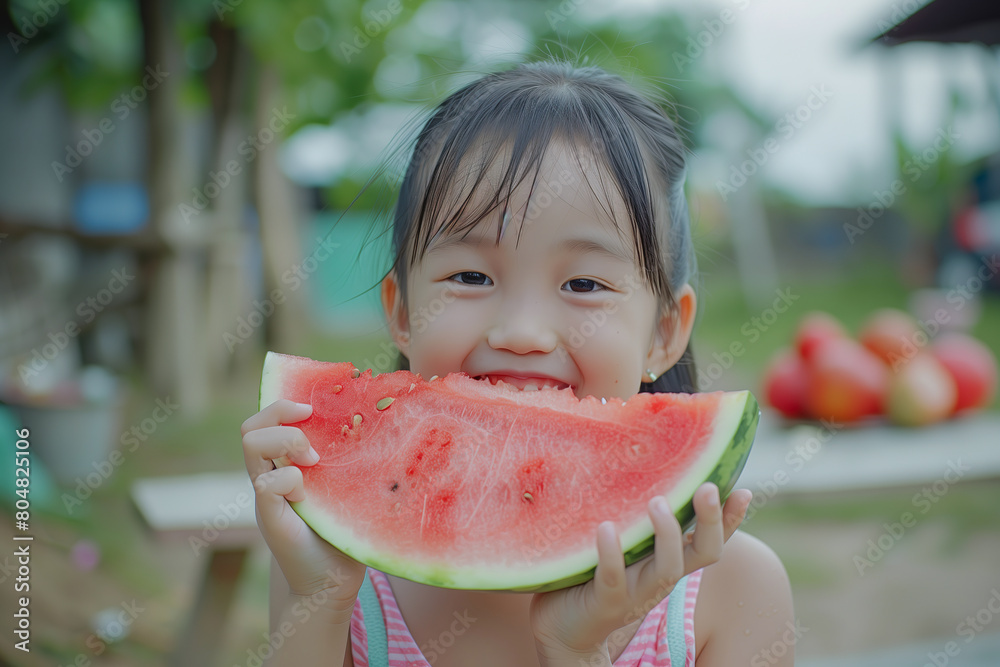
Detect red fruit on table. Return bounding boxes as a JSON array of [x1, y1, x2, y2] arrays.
[[805, 338, 888, 424], [859, 308, 920, 368], [886, 353, 958, 427], [929, 333, 998, 414], [762, 348, 809, 419], [795, 312, 848, 362]]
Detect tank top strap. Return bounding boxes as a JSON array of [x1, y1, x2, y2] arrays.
[[358, 569, 390, 667], [664, 573, 691, 666]]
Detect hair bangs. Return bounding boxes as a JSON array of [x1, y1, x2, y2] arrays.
[[394, 72, 669, 307]]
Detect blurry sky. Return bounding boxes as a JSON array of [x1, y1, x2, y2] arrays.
[[602, 0, 1000, 205]]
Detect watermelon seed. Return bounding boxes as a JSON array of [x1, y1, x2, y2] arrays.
[[393, 502, 402, 512], [353, 414, 363, 428], [409, 383, 415, 392], [631, 444, 640, 457], [331, 385, 342, 393], [522, 491, 534, 502], [351, 368, 360, 378], [601, 397, 607, 404], [376, 397, 395, 410], [429, 375, 438, 381], [390, 482, 399, 492]]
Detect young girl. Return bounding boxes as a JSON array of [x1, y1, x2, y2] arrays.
[[242, 60, 795, 666]]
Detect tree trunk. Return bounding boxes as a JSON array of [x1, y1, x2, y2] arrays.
[[139, 0, 208, 417], [253, 65, 306, 355], [203, 26, 254, 383], [728, 152, 780, 312]]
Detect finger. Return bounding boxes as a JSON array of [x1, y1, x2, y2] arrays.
[[721, 488, 752, 541], [243, 425, 319, 481], [680, 487, 750, 548], [592, 521, 627, 608], [686, 483, 724, 570], [241, 399, 312, 436], [636, 496, 683, 599], [254, 465, 307, 517]]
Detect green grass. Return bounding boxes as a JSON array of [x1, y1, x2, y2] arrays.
[[299, 327, 396, 373], [738, 479, 1000, 594], [778, 555, 842, 588], [695, 261, 903, 367], [744, 479, 1000, 551]]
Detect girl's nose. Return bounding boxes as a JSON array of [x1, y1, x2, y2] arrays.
[[486, 307, 559, 355]]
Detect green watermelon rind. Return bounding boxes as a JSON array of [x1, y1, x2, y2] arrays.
[[259, 352, 760, 593], [617, 391, 758, 581]]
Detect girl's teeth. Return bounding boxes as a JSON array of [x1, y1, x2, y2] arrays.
[[474, 375, 569, 391]]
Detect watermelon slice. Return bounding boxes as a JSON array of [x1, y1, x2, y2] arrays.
[[259, 351, 759, 592]]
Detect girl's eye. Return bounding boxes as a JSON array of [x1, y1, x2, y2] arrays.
[[564, 278, 606, 293], [448, 271, 493, 286]]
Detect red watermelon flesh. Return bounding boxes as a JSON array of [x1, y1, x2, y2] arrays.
[[259, 352, 759, 592]]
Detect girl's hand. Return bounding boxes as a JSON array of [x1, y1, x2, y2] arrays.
[[241, 399, 368, 610], [529, 482, 752, 662]]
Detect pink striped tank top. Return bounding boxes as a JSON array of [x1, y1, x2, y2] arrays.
[[349, 567, 703, 666]]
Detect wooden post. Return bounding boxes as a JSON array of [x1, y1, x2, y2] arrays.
[[168, 548, 250, 667], [254, 65, 307, 356]]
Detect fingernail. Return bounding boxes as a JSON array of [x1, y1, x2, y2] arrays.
[[599, 521, 619, 544], [297, 402, 312, 410], [305, 447, 320, 464], [708, 487, 720, 508], [652, 496, 670, 515]]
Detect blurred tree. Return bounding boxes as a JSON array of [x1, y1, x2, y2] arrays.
[[889, 85, 977, 232], [882, 66, 987, 287]]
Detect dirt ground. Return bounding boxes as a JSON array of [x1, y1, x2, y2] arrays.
[[743, 481, 1000, 660]]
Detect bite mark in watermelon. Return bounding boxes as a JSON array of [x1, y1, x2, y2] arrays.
[[259, 352, 760, 592]]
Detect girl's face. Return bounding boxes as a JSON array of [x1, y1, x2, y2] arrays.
[[382, 141, 696, 401]]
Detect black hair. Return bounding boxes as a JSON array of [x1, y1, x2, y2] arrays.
[[383, 59, 699, 394]]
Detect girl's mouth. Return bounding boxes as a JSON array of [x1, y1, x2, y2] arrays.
[[474, 374, 571, 391]]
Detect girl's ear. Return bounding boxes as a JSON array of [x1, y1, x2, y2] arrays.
[[644, 283, 697, 377], [380, 272, 411, 357]]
